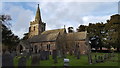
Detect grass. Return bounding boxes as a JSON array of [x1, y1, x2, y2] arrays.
[[13, 53, 120, 67]]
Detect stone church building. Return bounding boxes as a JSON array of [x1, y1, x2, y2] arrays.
[[17, 4, 89, 55]]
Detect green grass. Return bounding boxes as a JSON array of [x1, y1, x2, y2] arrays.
[[13, 53, 119, 66]]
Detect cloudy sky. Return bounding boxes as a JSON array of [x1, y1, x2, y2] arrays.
[[1, 0, 119, 38]]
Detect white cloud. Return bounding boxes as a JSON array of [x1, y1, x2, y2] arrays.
[[2, 2, 117, 38], [0, 2, 2, 13], [2, 3, 34, 38], [2, 0, 120, 2], [82, 15, 110, 25], [39, 2, 117, 30]]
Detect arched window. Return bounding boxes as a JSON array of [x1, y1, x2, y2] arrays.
[[34, 26, 35, 31], [35, 45, 37, 53], [47, 44, 50, 50]]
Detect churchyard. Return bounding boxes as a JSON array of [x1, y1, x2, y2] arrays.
[[2, 50, 119, 67]]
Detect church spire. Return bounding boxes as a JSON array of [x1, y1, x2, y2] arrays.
[[35, 4, 42, 22]]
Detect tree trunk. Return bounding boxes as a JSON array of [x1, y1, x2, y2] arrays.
[[95, 47, 97, 52], [100, 46, 102, 52], [117, 47, 120, 52]]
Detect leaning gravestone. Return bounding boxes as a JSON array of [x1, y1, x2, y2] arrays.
[[2, 53, 14, 67], [18, 56, 27, 68], [31, 54, 40, 66]]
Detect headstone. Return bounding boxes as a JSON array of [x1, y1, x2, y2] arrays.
[[64, 59, 69, 66], [52, 50, 57, 59], [31, 54, 40, 66], [40, 51, 49, 60], [2, 53, 14, 67], [104, 54, 107, 60], [107, 53, 109, 59], [40, 51, 47, 60], [52, 50, 57, 63], [18, 57, 26, 68], [98, 56, 101, 62], [94, 55, 98, 63], [100, 56, 103, 62], [45, 51, 49, 60], [77, 51, 80, 59], [88, 54, 92, 64], [74, 49, 77, 57], [26, 53, 30, 60], [11, 51, 16, 58]]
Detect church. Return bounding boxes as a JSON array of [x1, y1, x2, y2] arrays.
[[16, 4, 89, 55]]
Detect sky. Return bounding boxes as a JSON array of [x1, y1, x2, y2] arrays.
[[1, 0, 119, 38]]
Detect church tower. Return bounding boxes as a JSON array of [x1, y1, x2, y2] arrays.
[[29, 4, 46, 38]]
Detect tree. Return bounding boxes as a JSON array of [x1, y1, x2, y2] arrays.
[[68, 27, 74, 33], [1, 15, 20, 51], [22, 33, 29, 40], [87, 22, 105, 51], [0, 15, 12, 28], [77, 25, 87, 32], [105, 14, 120, 52]]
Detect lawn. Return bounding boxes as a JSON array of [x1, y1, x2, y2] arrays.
[[13, 53, 120, 67]]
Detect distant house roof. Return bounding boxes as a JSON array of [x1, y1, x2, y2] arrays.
[[28, 28, 66, 42], [67, 31, 87, 41]]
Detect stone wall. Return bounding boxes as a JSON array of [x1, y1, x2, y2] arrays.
[[75, 41, 88, 54], [31, 42, 56, 54]]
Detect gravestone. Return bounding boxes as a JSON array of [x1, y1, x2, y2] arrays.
[[104, 54, 107, 60], [2, 53, 14, 67], [45, 51, 49, 60], [100, 56, 103, 62], [11, 51, 16, 58], [52, 50, 57, 59], [64, 59, 69, 66], [52, 50, 58, 63], [31, 54, 40, 66], [39, 51, 50, 60], [26, 53, 30, 60], [40, 51, 47, 60], [74, 49, 77, 57], [94, 55, 98, 63], [18, 57, 27, 68], [98, 56, 101, 62], [106, 53, 109, 59], [88, 54, 92, 64], [77, 51, 80, 59], [111, 53, 115, 57]]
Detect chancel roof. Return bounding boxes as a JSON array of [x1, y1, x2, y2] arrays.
[[66, 31, 87, 41]]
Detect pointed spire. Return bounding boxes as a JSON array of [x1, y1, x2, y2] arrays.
[[35, 4, 42, 22]]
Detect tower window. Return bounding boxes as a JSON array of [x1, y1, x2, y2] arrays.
[[34, 26, 35, 31]]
